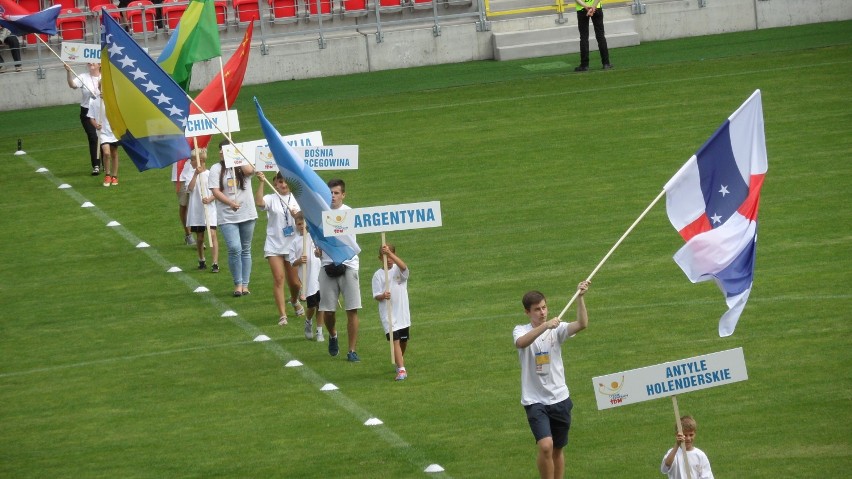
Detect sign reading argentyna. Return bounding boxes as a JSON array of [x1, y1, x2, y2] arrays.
[[321, 201, 442, 236], [592, 347, 748, 410]]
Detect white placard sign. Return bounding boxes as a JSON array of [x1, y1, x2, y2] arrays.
[[61, 42, 101, 63], [592, 348, 748, 410], [222, 131, 323, 168], [185, 110, 240, 138], [322, 201, 442, 236], [256, 145, 359, 172]]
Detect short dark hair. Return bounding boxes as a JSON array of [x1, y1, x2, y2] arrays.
[[522, 291, 546, 311], [327, 178, 346, 192]]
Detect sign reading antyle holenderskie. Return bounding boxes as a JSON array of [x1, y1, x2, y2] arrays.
[[592, 347, 748, 410]]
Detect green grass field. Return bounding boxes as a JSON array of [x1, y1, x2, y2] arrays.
[[1, 20, 850, 478]]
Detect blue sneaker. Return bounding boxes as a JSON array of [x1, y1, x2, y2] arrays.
[[347, 351, 360, 362], [328, 335, 339, 357]]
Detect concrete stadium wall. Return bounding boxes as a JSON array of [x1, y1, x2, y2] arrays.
[[633, 0, 852, 41]]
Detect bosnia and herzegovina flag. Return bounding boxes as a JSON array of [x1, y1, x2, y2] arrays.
[[664, 89, 767, 337], [0, 0, 60, 36], [255, 98, 360, 265], [157, 0, 221, 91], [101, 13, 190, 171]]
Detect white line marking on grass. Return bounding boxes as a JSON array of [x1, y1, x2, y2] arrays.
[[21, 154, 452, 478]]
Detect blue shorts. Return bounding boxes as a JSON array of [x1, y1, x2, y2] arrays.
[[524, 397, 573, 448]]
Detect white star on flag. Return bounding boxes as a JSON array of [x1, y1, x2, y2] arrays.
[[719, 185, 730, 196]]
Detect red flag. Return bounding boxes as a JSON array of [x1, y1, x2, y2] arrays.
[[189, 21, 253, 149]]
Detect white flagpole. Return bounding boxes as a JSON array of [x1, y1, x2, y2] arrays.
[[557, 189, 667, 320]]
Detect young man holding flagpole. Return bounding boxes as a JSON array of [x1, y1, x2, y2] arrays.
[[513, 281, 590, 479]]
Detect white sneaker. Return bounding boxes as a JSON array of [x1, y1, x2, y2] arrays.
[[316, 330, 325, 342], [304, 319, 313, 340]]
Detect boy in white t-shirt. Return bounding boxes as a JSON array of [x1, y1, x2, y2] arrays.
[[512, 281, 590, 479], [86, 84, 120, 187], [289, 213, 323, 342], [371, 244, 411, 381], [661, 415, 714, 479], [185, 149, 219, 272]]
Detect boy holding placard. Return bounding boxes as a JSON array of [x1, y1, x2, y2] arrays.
[[372, 243, 411, 381], [289, 212, 323, 342], [513, 281, 590, 479], [661, 415, 714, 479]]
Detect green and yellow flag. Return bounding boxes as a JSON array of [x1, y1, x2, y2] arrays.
[[157, 0, 221, 91]]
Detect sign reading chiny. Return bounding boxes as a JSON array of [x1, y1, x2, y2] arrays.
[[592, 347, 748, 410], [322, 201, 442, 236]]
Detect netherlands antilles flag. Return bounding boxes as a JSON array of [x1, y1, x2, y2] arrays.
[[101, 13, 190, 171], [664, 89, 767, 337], [254, 98, 360, 265], [157, 0, 221, 91], [0, 0, 60, 35]]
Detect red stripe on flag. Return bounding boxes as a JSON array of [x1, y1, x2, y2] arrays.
[[737, 173, 764, 221], [678, 214, 712, 242]]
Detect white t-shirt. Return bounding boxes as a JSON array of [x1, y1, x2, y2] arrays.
[[513, 322, 572, 406], [208, 162, 258, 225], [74, 72, 100, 108], [319, 204, 359, 270], [660, 446, 714, 479], [288, 231, 320, 297], [86, 97, 117, 143], [371, 264, 411, 334], [260, 192, 301, 256], [185, 170, 217, 228]]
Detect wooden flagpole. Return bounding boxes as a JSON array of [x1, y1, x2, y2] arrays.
[[381, 232, 395, 364], [557, 189, 667, 320], [192, 137, 213, 248], [671, 396, 693, 479]]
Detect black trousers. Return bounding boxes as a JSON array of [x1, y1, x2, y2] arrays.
[[0, 35, 22, 67], [79, 106, 100, 169], [577, 8, 610, 67]]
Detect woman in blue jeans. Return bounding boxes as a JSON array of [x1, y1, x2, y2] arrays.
[[209, 140, 258, 297]]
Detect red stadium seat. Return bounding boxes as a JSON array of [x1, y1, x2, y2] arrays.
[[52, 0, 78, 9], [98, 3, 122, 21], [378, 0, 402, 13], [340, 0, 367, 17], [24, 33, 48, 46], [87, 0, 114, 11], [161, 0, 186, 30], [232, 0, 264, 24], [56, 7, 88, 41], [214, 0, 227, 27], [125, 0, 157, 34], [16, 0, 43, 13], [270, 0, 298, 23], [306, 0, 330, 17]]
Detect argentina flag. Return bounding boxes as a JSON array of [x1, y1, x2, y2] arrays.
[[254, 98, 360, 265], [664, 90, 767, 337]]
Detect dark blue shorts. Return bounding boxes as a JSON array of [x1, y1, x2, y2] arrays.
[[524, 397, 573, 448]]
